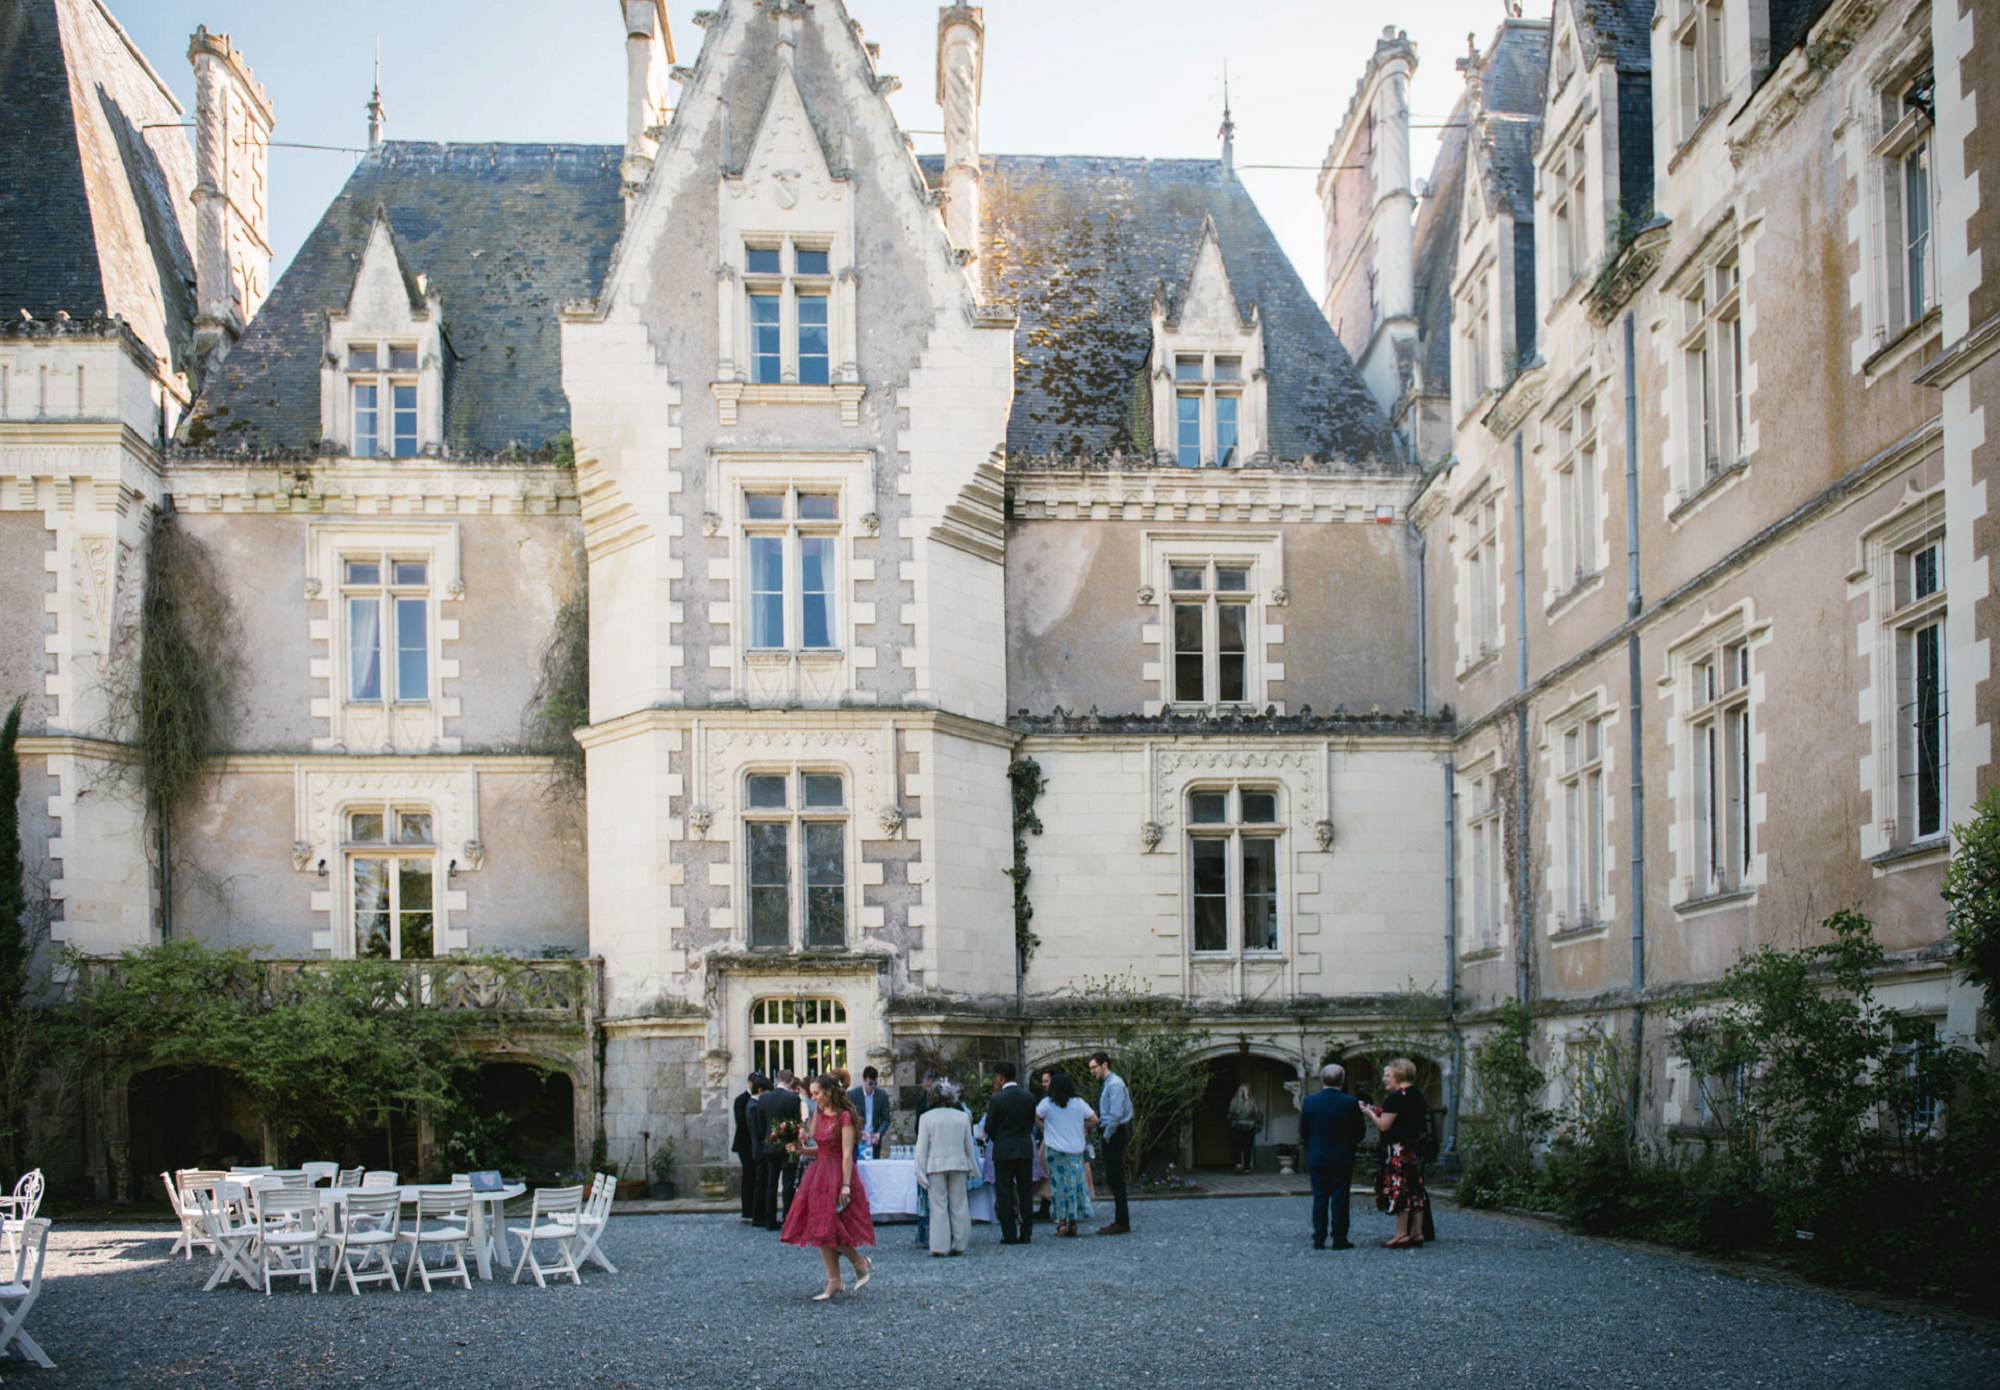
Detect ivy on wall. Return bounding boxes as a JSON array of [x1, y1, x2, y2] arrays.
[[526, 585, 589, 796], [1006, 757, 1045, 971]]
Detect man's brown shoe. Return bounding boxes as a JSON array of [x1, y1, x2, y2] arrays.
[[1096, 1223, 1130, 1236]]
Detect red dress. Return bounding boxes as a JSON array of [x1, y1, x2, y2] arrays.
[[780, 1111, 875, 1249]]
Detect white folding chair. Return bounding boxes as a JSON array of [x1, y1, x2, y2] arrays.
[[0, 1171, 43, 1265], [192, 1185, 259, 1293], [397, 1189, 472, 1292], [573, 1173, 618, 1274], [331, 1190, 401, 1294], [0, 1217, 53, 1370], [334, 1166, 365, 1189], [508, 1185, 584, 1287], [229, 1166, 275, 1176], [253, 1187, 323, 1295], [300, 1162, 339, 1188], [361, 1170, 399, 1189], [273, 1170, 311, 1191]]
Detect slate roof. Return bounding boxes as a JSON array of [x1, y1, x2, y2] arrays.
[[1769, 0, 1836, 68], [1576, 0, 1654, 73], [925, 154, 1399, 467], [183, 142, 623, 457], [0, 0, 196, 373]]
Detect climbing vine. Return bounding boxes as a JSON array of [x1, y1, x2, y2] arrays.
[[525, 582, 589, 796], [1006, 757, 1045, 970]]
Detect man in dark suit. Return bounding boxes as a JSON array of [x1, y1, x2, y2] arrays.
[[847, 1066, 894, 1159], [732, 1073, 767, 1222], [1299, 1063, 1367, 1250], [985, 1062, 1037, 1245], [753, 1068, 803, 1231]]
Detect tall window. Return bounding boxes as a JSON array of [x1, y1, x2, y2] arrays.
[[1891, 1016, 1941, 1134], [1187, 786, 1282, 954], [347, 344, 418, 458], [1168, 560, 1254, 706], [743, 489, 839, 652], [1878, 69, 1937, 334], [749, 996, 849, 1078], [1554, 397, 1599, 591], [744, 770, 847, 950], [1172, 353, 1244, 467], [1465, 494, 1503, 659], [1552, 134, 1588, 289], [1675, 0, 1726, 140], [1466, 766, 1503, 952], [1689, 638, 1752, 896], [1559, 715, 1607, 929], [1679, 252, 1743, 496], [342, 554, 429, 703], [744, 240, 833, 385], [346, 805, 435, 959], [1894, 535, 1947, 843], [1461, 275, 1492, 401]]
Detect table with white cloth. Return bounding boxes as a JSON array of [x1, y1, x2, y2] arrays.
[[853, 1160, 995, 1224], [220, 1180, 527, 1282]]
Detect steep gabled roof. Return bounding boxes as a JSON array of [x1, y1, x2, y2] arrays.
[[1576, 0, 1654, 73], [0, 0, 196, 372], [925, 154, 1399, 467], [183, 142, 622, 456]]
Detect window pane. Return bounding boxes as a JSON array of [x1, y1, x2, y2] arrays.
[[805, 822, 844, 948], [347, 345, 378, 371], [1240, 791, 1277, 824], [395, 811, 433, 845], [1913, 621, 1943, 838], [394, 596, 428, 700], [746, 246, 781, 274], [797, 294, 830, 385], [348, 811, 385, 843], [744, 494, 785, 520], [1905, 145, 1931, 322], [386, 345, 415, 372], [799, 536, 835, 649], [1169, 565, 1205, 592], [1213, 356, 1242, 382], [347, 597, 383, 701], [1242, 837, 1279, 951], [391, 560, 427, 586], [1912, 543, 1940, 601], [795, 247, 830, 276], [1215, 394, 1239, 465], [1176, 393, 1202, 468], [344, 559, 381, 586], [748, 823, 790, 948], [1173, 603, 1205, 702], [750, 293, 782, 383], [747, 775, 788, 809], [352, 858, 391, 959], [1189, 791, 1228, 824], [398, 859, 435, 959], [796, 493, 838, 521], [749, 536, 784, 648], [1191, 838, 1228, 951], [392, 383, 418, 458], [352, 382, 379, 457], [1214, 566, 1249, 593], [1217, 605, 1247, 703], [1174, 355, 1204, 382], [802, 774, 843, 809]]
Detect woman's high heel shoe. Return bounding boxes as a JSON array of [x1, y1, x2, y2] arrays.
[[812, 1284, 841, 1301], [851, 1258, 871, 1291]]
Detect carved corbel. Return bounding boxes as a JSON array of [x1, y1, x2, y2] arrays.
[[877, 805, 905, 838], [291, 841, 315, 872], [1139, 820, 1164, 853], [702, 511, 723, 537], [1136, 585, 1155, 605], [1270, 586, 1289, 606], [1313, 820, 1335, 852], [687, 805, 714, 838], [459, 839, 486, 871], [860, 512, 881, 537]]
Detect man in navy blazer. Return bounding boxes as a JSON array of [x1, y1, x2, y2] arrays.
[[1298, 1063, 1367, 1249]]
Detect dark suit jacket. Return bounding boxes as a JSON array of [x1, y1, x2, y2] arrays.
[[755, 1087, 802, 1159], [984, 1083, 1037, 1162], [848, 1084, 894, 1143], [1299, 1086, 1366, 1170], [732, 1091, 756, 1160]]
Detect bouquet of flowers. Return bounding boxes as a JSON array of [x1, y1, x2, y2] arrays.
[[768, 1118, 803, 1151]]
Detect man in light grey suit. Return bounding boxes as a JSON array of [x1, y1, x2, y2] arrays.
[[848, 1066, 894, 1158], [912, 1081, 979, 1255]]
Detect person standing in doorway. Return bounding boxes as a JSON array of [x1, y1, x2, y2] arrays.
[[985, 1063, 1037, 1244], [1299, 1064, 1365, 1249], [848, 1066, 894, 1160], [1087, 1052, 1132, 1235], [1227, 1083, 1263, 1174], [733, 1072, 768, 1223]]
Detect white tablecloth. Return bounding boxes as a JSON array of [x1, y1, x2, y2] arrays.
[[855, 1160, 995, 1223]]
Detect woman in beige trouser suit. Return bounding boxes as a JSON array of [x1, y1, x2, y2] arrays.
[[912, 1082, 980, 1256]]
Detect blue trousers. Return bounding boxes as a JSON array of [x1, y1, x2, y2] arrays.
[[1310, 1160, 1356, 1245]]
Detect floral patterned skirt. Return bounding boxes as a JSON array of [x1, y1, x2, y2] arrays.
[[1376, 1143, 1428, 1216], [1045, 1149, 1094, 1223]]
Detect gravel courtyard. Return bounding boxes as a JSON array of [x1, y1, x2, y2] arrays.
[[15, 1199, 1998, 1389]]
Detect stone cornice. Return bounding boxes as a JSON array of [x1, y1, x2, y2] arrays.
[[575, 704, 1019, 753], [1914, 311, 2000, 390], [1007, 465, 1416, 524], [161, 459, 579, 516], [1727, 0, 1891, 167], [1480, 360, 1549, 438]]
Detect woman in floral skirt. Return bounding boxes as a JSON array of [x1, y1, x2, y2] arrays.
[[782, 1074, 876, 1299], [1360, 1057, 1431, 1249], [1033, 1070, 1098, 1237]]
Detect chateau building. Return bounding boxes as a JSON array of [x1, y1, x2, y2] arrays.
[[0, 0, 1991, 1194]]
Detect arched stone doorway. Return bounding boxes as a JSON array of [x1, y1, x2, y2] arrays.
[[445, 1063, 577, 1180], [127, 1065, 262, 1179], [1191, 1051, 1299, 1172]]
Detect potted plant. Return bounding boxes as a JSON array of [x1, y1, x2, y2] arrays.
[[1276, 1143, 1298, 1175], [699, 1165, 731, 1200], [649, 1138, 678, 1200]]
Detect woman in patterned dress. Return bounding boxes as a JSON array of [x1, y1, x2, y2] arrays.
[[1360, 1058, 1431, 1249], [1033, 1070, 1098, 1237]]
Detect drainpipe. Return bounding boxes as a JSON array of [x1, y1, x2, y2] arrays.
[[1621, 312, 1647, 1136], [1443, 759, 1460, 1153], [1511, 430, 1532, 1007], [1407, 511, 1429, 717]]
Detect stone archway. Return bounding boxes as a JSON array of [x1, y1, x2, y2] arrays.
[[1190, 1050, 1300, 1171]]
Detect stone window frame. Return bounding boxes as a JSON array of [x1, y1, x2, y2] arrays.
[[1861, 34, 1942, 360], [305, 522, 463, 753], [1662, 603, 1770, 914], [1542, 379, 1606, 611], [1852, 486, 1949, 865], [1549, 128, 1591, 294], [1183, 782, 1287, 959], [292, 763, 478, 956], [342, 342, 420, 459], [1138, 530, 1286, 717], [1456, 261, 1495, 412], [1147, 223, 1270, 468], [1454, 483, 1506, 675], [1665, 230, 1747, 516], [318, 217, 445, 458], [1672, 0, 1728, 146], [1168, 350, 1248, 468], [1459, 749, 1506, 958], [1542, 689, 1620, 938], [740, 236, 837, 387], [341, 801, 442, 961], [740, 766, 853, 953], [747, 994, 851, 1077]]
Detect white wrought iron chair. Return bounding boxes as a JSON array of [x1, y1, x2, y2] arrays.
[[253, 1187, 324, 1295], [334, 1166, 365, 1189], [330, 1190, 401, 1294], [300, 1162, 339, 1188], [361, 1170, 400, 1189], [573, 1172, 618, 1274], [0, 1217, 53, 1370], [508, 1184, 584, 1287], [191, 1185, 260, 1293], [397, 1188, 473, 1292], [0, 1170, 43, 1265]]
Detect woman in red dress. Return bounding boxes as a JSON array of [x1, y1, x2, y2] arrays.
[[780, 1073, 875, 1299]]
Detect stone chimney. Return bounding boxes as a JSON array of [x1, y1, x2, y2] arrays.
[[187, 26, 274, 379], [621, 0, 675, 217], [935, 5, 984, 295]]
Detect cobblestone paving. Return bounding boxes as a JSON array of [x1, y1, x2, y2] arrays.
[[17, 1199, 1999, 1388]]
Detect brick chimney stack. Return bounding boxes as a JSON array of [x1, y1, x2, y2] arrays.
[[935, 5, 984, 295], [187, 26, 273, 381], [622, 0, 675, 218]]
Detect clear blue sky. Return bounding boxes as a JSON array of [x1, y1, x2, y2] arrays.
[[120, 0, 1511, 297]]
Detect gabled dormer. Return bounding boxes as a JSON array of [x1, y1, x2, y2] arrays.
[[319, 209, 444, 459], [711, 54, 863, 426], [1150, 218, 1268, 468]]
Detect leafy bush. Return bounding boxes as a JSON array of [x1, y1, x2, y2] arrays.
[[1454, 998, 1553, 1209], [1944, 789, 2000, 1016], [1050, 974, 1209, 1176]]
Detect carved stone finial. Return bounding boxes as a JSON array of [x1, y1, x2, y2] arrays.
[[687, 805, 714, 838], [1140, 820, 1164, 853]]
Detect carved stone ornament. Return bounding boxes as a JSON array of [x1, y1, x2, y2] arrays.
[[1313, 819, 1335, 851], [445, 579, 466, 601], [459, 839, 486, 871], [1136, 585, 1156, 605], [702, 1048, 731, 1087], [860, 512, 881, 536], [877, 805, 906, 838], [1270, 586, 1290, 606], [702, 510, 723, 537], [687, 805, 714, 838], [302, 577, 322, 600], [1140, 820, 1164, 852], [291, 841, 315, 872]]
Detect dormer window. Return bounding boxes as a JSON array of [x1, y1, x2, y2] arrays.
[[347, 344, 419, 458], [1173, 353, 1244, 467], [744, 239, 834, 386]]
